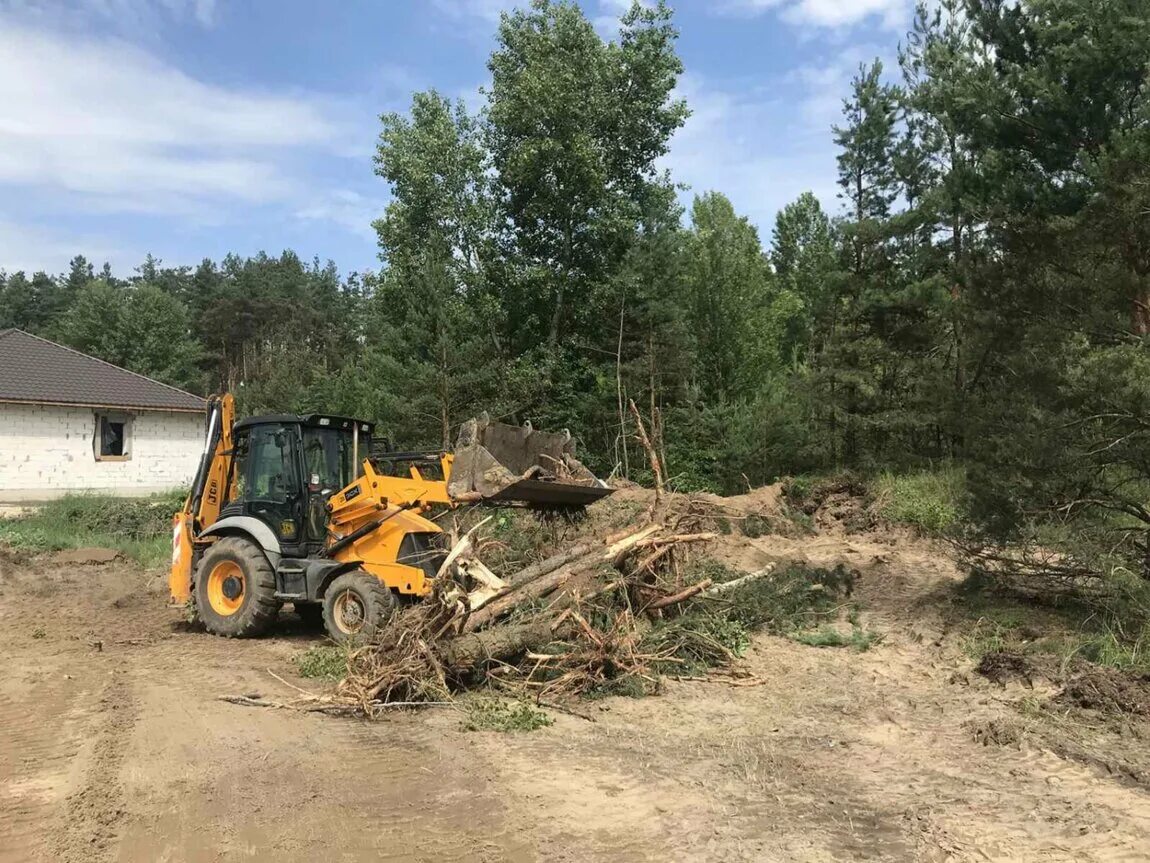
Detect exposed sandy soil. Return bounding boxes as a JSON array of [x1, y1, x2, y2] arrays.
[[2, 498, 1150, 862]]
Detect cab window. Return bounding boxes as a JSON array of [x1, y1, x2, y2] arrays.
[[302, 427, 354, 493], [240, 424, 294, 502]]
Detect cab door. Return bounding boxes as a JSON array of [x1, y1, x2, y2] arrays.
[[233, 423, 303, 547]]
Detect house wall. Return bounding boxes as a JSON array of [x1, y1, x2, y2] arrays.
[[0, 402, 203, 502]]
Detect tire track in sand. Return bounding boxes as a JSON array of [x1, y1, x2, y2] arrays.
[[47, 666, 138, 863]]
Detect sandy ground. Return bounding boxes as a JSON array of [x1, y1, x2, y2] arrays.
[[2, 520, 1150, 862]]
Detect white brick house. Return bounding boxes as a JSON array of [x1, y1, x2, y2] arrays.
[[0, 329, 207, 502]]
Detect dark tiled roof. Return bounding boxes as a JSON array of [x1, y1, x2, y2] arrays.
[[0, 329, 206, 412]]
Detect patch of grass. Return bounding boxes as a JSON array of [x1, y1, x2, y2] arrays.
[[954, 571, 1150, 675], [794, 624, 883, 652], [586, 674, 653, 700], [872, 467, 965, 535], [0, 491, 185, 568], [461, 697, 553, 732], [294, 645, 350, 681], [739, 514, 770, 538], [641, 561, 860, 674], [725, 563, 856, 632], [644, 613, 752, 674]]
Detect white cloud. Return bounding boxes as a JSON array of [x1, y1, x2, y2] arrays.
[[294, 189, 385, 241], [0, 18, 349, 215], [2, 0, 219, 36], [428, 0, 516, 23], [720, 0, 911, 29], [0, 219, 127, 274]]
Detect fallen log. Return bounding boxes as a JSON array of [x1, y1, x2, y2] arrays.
[[442, 621, 560, 672], [702, 564, 776, 597], [464, 525, 661, 632], [645, 578, 713, 611], [502, 541, 596, 591], [462, 557, 595, 631]]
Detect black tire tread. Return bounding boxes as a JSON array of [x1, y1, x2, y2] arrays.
[[322, 571, 397, 644], [194, 536, 279, 638]]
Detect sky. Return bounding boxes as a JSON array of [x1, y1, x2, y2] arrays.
[[0, 0, 913, 279]]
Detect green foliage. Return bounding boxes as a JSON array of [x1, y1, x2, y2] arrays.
[[873, 467, 965, 534], [641, 561, 858, 674], [0, 492, 184, 568], [740, 514, 769, 538], [294, 645, 350, 681], [461, 697, 553, 732], [793, 624, 883, 652]]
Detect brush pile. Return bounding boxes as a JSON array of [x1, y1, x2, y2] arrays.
[[335, 499, 753, 713]]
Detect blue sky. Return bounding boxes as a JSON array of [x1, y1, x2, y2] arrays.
[[0, 0, 912, 279]]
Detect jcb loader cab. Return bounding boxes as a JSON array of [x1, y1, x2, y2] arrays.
[[170, 395, 610, 643]]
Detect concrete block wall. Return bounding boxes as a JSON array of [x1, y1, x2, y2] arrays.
[[0, 402, 204, 502]]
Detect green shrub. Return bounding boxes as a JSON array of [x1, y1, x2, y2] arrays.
[[294, 645, 349, 681], [873, 468, 965, 534], [461, 698, 553, 732], [794, 624, 883, 652], [0, 491, 186, 567], [643, 613, 751, 674], [740, 514, 770, 538], [641, 562, 859, 674]]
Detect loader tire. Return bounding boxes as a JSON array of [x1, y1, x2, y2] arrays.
[[194, 536, 279, 638], [322, 571, 397, 645]]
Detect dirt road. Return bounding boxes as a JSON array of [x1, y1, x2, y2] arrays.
[[2, 529, 1148, 862]]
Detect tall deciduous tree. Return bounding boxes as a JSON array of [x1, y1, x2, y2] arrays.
[[485, 0, 687, 350]]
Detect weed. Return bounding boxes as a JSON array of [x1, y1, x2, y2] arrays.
[[294, 645, 350, 681], [793, 624, 883, 652], [851, 626, 884, 651], [461, 697, 553, 732], [31, 627, 45, 639], [782, 475, 814, 507], [587, 674, 653, 699], [724, 563, 855, 632], [640, 561, 859, 674], [0, 491, 185, 568], [793, 627, 851, 648], [740, 514, 770, 538], [644, 613, 751, 674], [872, 468, 965, 534]]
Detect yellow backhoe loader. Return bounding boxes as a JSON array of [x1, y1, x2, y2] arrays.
[[169, 394, 610, 643]]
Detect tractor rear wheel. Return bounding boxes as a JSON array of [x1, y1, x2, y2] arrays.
[[322, 571, 397, 645], [194, 536, 279, 638]]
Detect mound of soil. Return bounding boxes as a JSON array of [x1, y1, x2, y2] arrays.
[[1054, 668, 1150, 717], [976, 651, 1041, 686], [968, 717, 1025, 747]]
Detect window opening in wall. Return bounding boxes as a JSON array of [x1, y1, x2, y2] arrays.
[[94, 413, 132, 461]]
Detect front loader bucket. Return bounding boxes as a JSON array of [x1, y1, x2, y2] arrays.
[[447, 414, 613, 509]]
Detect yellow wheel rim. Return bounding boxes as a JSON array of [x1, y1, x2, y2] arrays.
[[332, 590, 366, 635], [206, 560, 245, 616]]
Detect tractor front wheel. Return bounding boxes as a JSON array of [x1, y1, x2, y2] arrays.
[[194, 536, 279, 638], [322, 571, 397, 645]]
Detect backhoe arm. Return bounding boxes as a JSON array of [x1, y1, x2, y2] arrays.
[[169, 394, 235, 603]]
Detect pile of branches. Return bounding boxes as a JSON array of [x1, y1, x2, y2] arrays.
[[337, 506, 735, 712]]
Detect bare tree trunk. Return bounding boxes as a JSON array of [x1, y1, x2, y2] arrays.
[[443, 622, 558, 672], [616, 299, 629, 478]]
